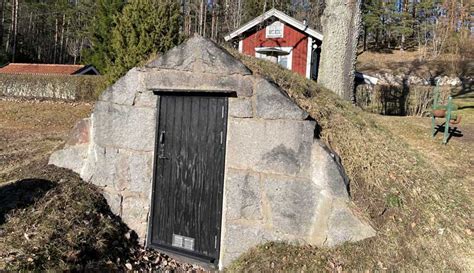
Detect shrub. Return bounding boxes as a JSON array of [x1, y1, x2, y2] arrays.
[[355, 84, 453, 116], [0, 74, 107, 101]]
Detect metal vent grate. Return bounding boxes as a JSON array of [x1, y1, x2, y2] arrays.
[[172, 234, 195, 251]]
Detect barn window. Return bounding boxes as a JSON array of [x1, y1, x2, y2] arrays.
[[266, 21, 284, 38]]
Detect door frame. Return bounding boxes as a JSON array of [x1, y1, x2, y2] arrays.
[[146, 91, 233, 266]]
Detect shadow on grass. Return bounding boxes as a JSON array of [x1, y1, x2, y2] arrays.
[[0, 178, 56, 225], [433, 124, 463, 143], [452, 86, 473, 98]]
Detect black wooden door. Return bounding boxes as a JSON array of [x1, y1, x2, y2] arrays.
[[150, 94, 228, 264]]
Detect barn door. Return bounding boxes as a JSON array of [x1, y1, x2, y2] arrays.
[[149, 94, 228, 264]]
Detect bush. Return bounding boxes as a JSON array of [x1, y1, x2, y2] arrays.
[[355, 84, 453, 116], [0, 74, 107, 101]]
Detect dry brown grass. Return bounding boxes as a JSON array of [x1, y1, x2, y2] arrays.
[[0, 98, 92, 184], [356, 50, 473, 78], [228, 52, 473, 271]]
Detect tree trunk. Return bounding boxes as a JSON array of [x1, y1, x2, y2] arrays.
[[199, 0, 204, 35], [375, 29, 379, 49], [211, 5, 215, 40], [59, 14, 66, 63], [214, 9, 219, 41], [318, 0, 361, 101], [401, 33, 405, 51], [78, 37, 84, 63], [28, 11, 32, 34], [202, 0, 207, 37], [11, 0, 18, 62], [235, 0, 242, 29], [54, 18, 58, 63], [363, 25, 367, 51], [4, 10, 9, 52], [0, 0, 5, 48]]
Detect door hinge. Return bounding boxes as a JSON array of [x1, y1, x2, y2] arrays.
[[220, 131, 223, 145], [214, 235, 218, 249], [221, 106, 225, 118]]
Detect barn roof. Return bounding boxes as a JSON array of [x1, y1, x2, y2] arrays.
[[224, 8, 324, 42], [0, 63, 99, 75]]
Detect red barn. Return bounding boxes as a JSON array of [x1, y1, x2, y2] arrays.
[[225, 8, 323, 80]]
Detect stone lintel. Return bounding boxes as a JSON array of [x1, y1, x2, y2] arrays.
[[144, 70, 253, 97]]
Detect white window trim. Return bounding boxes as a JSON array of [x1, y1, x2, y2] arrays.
[[306, 37, 312, 79], [238, 40, 243, 53], [265, 21, 284, 38], [224, 8, 323, 42], [255, 46, 293, 70]]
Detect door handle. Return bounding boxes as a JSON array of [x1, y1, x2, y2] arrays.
[[158, 131, 168, 159], [159, 131, 166, 144]]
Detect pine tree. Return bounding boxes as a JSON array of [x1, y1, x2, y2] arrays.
[[362, 0, 384, 49], [109, 0, 182, 81], [391, 6, 414, 51], [83, 0, 124, 74], [417, 0, 437, 51]]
